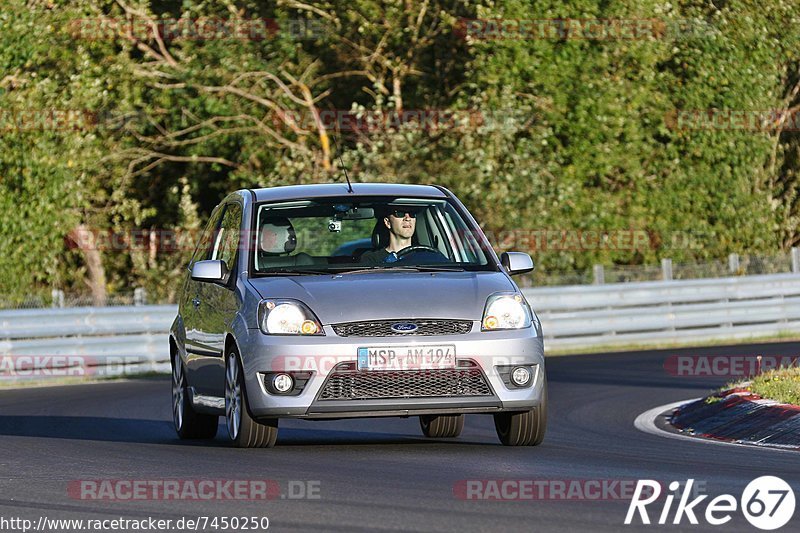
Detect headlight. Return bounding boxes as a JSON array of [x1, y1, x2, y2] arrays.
[[258, 299, 324, 335], [481, 292, 532, 331]]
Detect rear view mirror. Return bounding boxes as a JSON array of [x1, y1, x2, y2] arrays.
[[191, 260, 227, 283], [341, 206, 374, 220]]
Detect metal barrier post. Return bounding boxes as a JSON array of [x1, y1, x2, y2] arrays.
[[133, 288, 147, 306], [728, 253, 740, 274], [50, 289, 65, 308], [661, 258, 673, 281], [593, 264, 605, 285]]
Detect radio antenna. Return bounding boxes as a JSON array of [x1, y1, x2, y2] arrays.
[[331, 134, 354, 193]]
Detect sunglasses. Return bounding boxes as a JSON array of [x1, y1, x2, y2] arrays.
[[389, 210, 417, 219]]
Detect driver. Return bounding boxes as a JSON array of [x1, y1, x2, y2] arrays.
[[361, 208, 417, 264]]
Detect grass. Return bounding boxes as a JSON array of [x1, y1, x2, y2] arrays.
[[724, 366, 800, 405], [748, 366, 800, 405], [704, 395, 724, 404]]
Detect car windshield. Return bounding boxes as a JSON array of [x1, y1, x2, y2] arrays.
[[250, 197, 495, 275]]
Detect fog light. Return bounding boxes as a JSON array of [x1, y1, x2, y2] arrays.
[[511, 366, 531, 387], [272, 373, 294, 393]]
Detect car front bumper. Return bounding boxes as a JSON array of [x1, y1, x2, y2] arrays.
[[237, 323, 546, 420]]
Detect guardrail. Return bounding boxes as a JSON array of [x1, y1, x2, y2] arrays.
[[2, 273, 800, 380], [0, 306, 175, 379], [524, 272, 800, 351]]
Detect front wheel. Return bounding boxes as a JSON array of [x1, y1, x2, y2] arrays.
[[225, 349, 278, 448], [493, 378, 547, 446], [419, 414, 464, 438], [172, 352, 218, 440]]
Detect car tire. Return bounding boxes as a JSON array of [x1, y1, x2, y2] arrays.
[[419, 414, 464, 438], [225, 348, 278, 448], [172, 351, 218, 440], [493, 377, 547, 446]]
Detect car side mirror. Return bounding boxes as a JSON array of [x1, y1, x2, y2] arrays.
[[501, 252, 534, 275], [191, 259, 227, 283]]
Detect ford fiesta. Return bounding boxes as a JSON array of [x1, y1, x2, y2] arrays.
[[170, 183, 546, 447]]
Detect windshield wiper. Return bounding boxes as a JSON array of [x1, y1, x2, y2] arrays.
[[254, 268, 334, 276], [402, 265, 466, 272], [332, 265, 466, 274], [255, 265, 469, 276]]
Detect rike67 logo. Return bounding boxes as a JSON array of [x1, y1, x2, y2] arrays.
[[625, 477, 795, 530]]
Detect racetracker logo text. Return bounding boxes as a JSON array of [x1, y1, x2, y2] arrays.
[[453, 479, 658, 501], [625, 477, 795, 530], [67, 479, 322, 501]]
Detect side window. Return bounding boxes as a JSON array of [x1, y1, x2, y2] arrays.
[[190, 206, 224, 265], [442, 204, 486, 264], [212, 202, 243, 269]]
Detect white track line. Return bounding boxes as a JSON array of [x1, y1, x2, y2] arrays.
[[633, 399, 799, 454]]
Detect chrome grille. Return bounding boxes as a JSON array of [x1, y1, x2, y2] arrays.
[[318, 362, 492, 400], [331, 319, 473, 337]]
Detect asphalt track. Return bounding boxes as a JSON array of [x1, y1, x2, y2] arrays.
[[1, 342, 799, 532]]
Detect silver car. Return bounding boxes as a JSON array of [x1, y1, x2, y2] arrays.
[[170, 183, 546, 447]]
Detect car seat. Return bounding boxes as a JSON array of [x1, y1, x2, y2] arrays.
[[256, 217, 314, 268]]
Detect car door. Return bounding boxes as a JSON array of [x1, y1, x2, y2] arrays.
[[190, 201, 243, 397], [183, 205, 223, 356], [183, 206, 225, 395]]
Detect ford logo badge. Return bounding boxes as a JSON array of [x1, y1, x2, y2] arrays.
[[391, 322, 418, 333]]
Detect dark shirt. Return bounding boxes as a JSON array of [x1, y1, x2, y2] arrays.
[[360, 248, 393, 265]]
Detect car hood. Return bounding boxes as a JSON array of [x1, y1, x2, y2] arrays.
[[248, 271, 515, 324]]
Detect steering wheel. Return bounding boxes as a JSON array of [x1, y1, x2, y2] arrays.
[[395, 245, 442, 259]]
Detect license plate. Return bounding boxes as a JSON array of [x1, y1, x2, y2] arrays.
[[357, 345, 456, 371]]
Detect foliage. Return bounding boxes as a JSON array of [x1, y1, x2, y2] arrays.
[[740, 366, 800, 406], [1, 0, 800, 303]]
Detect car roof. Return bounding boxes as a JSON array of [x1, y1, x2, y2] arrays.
[[249, 183, 448, 203]]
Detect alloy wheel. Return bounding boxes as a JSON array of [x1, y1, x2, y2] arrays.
[[171, 354, 184, 431], [225, 353, 242, 440]]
